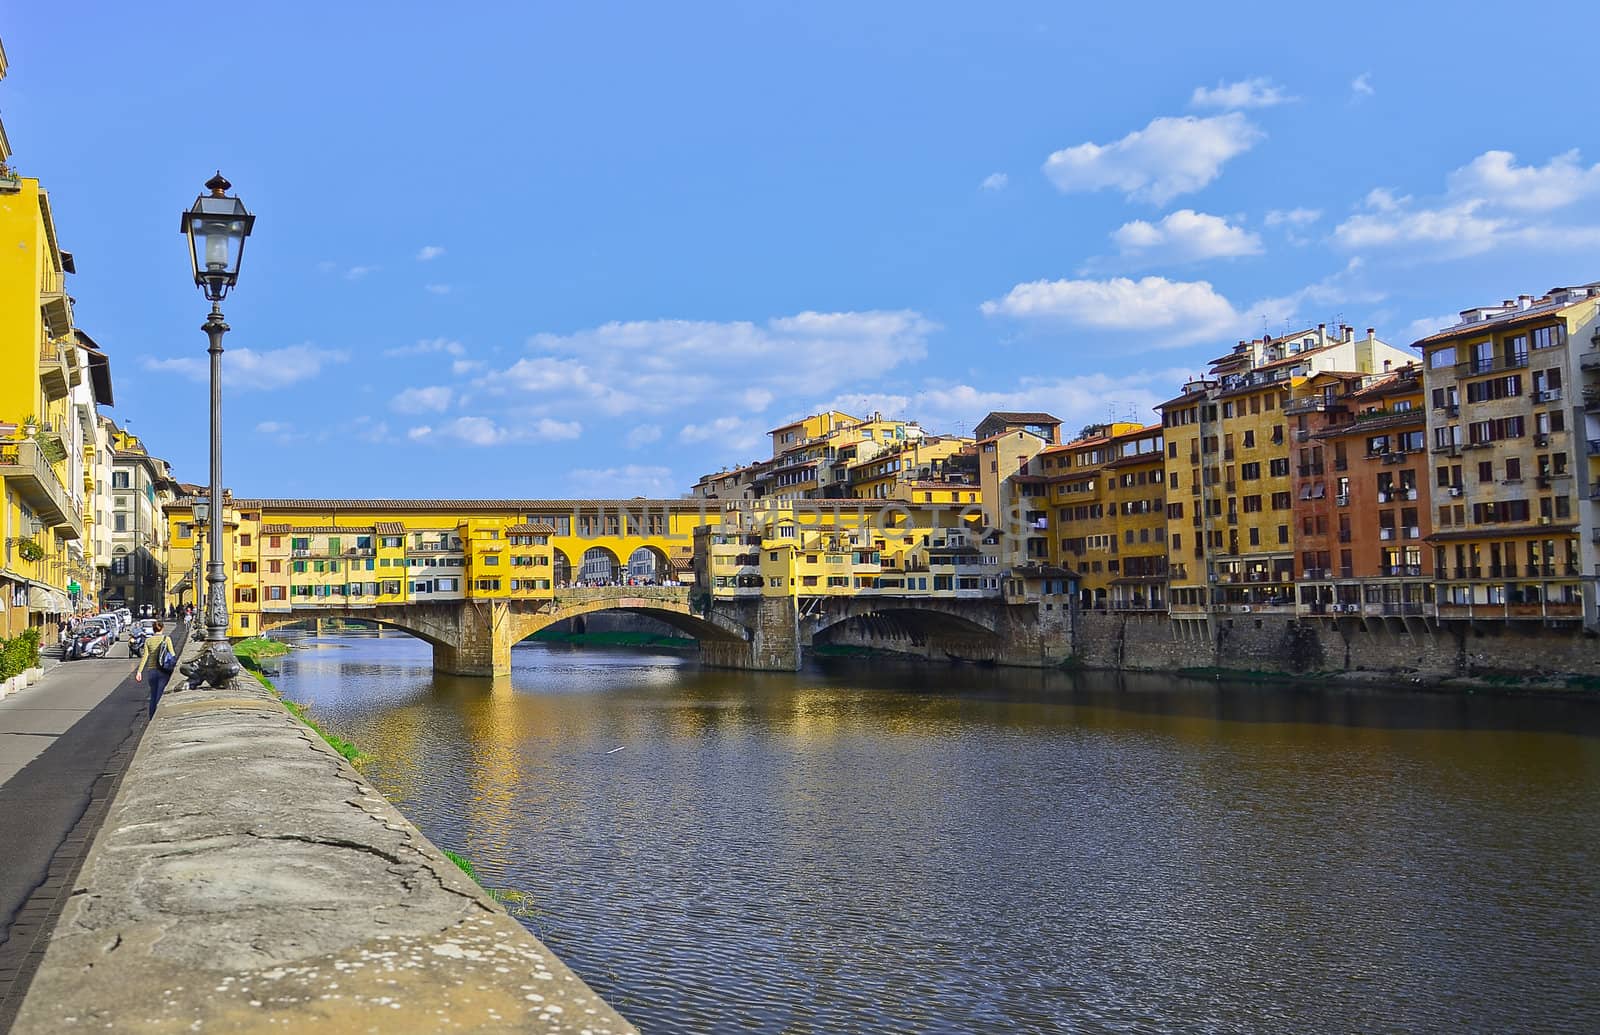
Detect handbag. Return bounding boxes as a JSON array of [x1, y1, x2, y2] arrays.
[[157, 637, 177, 675]]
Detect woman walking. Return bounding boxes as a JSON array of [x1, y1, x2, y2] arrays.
[[133, 620, 175, 717]]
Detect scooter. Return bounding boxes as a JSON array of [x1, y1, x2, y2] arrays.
[[73, 627, 111, 660], [129, 629, 147, 659]]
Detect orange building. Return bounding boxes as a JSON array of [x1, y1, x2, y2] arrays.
[[1292, 364, 1432, 618]]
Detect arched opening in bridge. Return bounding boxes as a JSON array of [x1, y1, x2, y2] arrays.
[[625, 546, 676, 585], [578, 546, 623, 585], [552, 548, 572, 586], [810, 607, 1002, 662]]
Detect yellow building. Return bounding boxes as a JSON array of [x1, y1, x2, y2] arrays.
[[165, 498, 719, 636], [696, 500, 993, 600], [1417, 284, 1599, 628], [1159, 326, 1416, 623], [0, 168, 85, 637], [1039, 422, 1166, 611]]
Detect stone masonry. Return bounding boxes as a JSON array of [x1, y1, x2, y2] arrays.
[[11, 638, 637, 1034]]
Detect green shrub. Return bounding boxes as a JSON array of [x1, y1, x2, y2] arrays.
[[0, 628, 42, 680]]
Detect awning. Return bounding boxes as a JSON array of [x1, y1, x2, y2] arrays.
[[28, 585, 69, 613]]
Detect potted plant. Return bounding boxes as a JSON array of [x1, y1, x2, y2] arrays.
[[15, 538, 45, 563]]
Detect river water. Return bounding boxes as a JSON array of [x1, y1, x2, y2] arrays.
[[271, 633, 1600, 1034]]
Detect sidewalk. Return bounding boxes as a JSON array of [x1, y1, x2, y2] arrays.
[[0, 621, 187, 1030]]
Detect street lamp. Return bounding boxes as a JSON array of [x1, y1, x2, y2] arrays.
[[179, 174, 254, 688]]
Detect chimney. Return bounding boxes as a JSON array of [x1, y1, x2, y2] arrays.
[[1366, 327, 1376, 340], [1383, 360, 1392, 372], [1502, 300, 1515, 308], [1517, 294, 1533, 310], [1342, 324, 1354, 342], [1317, 322, 1326, 338]]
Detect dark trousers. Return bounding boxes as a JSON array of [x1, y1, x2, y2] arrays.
[[147, 670, 170, 716]]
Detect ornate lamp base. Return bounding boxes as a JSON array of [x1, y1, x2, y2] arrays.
[[182, 642, 241, 689]]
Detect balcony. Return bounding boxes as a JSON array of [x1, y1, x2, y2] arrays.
[[39, 339, 71, 400], [0, 439, 83, 538], [1580, 349, 1600, 371]]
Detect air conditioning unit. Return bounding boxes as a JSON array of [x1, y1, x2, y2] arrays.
[[1534, 434, 1549, 447], [1449, 486, 1463, 497], [1240, 605, 1252, 613], [1539, 517, 1552, 525]]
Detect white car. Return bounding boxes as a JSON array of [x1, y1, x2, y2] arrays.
[[93, 613, 123, 640]]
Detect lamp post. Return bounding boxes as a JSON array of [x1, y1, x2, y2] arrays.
[[192, 501, 208, 623], [179, 174, 254, 688]]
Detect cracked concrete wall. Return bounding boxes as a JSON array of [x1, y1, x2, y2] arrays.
[[12, 642, 637, 1034]]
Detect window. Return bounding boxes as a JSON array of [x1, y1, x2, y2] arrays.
[[1268, 458, 1289, 477], [268, 560, 281, 573], [1530, 325, 1562, 350], [1428, 346, 1457, 368], [1240, 462, 1261, 480], [482, 554, 499, 566]]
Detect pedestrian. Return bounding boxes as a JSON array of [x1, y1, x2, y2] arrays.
[[133, 620, 176, 717]]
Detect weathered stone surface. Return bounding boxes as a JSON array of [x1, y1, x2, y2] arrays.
[[12, 644, 637, 1034]]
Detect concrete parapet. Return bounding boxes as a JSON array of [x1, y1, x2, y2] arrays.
[[12, 641, 636, 1034]]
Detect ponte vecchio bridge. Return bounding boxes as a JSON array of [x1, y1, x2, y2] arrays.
[[163, 497, 1078, 675]]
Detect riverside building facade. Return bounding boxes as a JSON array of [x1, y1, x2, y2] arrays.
[[1418, 284, 1599, 629]]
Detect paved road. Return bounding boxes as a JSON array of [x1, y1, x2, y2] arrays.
[[0, 628, 178, 1030]]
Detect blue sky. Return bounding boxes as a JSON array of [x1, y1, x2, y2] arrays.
[[7, 2, 1599, 497]]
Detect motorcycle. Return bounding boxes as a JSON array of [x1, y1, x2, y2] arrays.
[[129, 629, 148, 658], [72, 625, 111, 660]]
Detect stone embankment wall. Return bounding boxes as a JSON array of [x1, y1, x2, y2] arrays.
[[12, 641, 636, 1035], [1073, 611, 1600, 680]]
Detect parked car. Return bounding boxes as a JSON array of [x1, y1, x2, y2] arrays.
[[93, 613, 123, 641]]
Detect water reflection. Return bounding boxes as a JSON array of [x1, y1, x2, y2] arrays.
[[274, 633, 1600, 1034]]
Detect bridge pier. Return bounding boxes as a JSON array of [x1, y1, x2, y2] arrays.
[[434, 600, 513, 677], [698, 597, 801, 671]]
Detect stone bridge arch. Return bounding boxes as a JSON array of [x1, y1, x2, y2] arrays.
[[803, 598, 1010, 663], [506, 588, 749, 649]]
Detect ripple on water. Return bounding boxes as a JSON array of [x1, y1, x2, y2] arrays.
[[275, 635, 1600, 1034]]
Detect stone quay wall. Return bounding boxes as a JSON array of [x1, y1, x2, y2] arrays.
[[1072, 610, 1600, 681], [12, 638, 637, 1035]]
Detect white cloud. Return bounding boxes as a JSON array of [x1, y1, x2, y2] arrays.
[[1190, 77, 1294, 110], [404, 415, 579, 448], [345, 265, 377, 280], [823, 370, 1192, 442], [450, 358, 484, 376], [981, 172, 1009, 191], [980, 275, 1239, 344], [384, 338, 466, 358], [254, 420, 306, 442], [142, 344, 348, 390], [1042, 113, 1263, 204], [424, 283, 452, 295], [1351, 73, 1374, 97], [982, 260, 1386, 351], [679, 416, 764, 449], [1446, 149, 1600, 212], [1333, 198, 1505, 255], [625, 424, 662, 449], [486, 310, 934, 418], [416, 245, 446, 261], [1110, 209, 1262, 263], [566, 465, 679, 498], [390, 385, 455, 414], [1334, 152, 1600, 260], [1264, 207, 1321, 227], [1401, 314, 1455, 344]]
